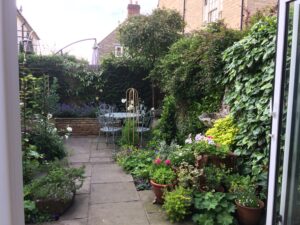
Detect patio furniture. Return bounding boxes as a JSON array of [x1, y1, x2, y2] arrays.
[[97, 114, 121, 150], [136, 111, 153, 146]]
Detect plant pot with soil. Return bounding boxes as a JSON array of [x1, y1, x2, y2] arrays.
[[235, 186, 265, 225]]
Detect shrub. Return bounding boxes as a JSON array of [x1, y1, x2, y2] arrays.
[[54, 103, 98, 118], [169, 145, 196, 166], [150, 159, 176, 184], [193, 192, 236, 225], [28, 166, 84, 201], [177, 162, 202, 190], [31, 118, 66, 161], [205, 115, 238, 146], [157, 95, 177, 145], [163, 187, 193, 222]]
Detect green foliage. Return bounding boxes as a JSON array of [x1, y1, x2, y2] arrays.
[[205, 116, 238, 146], [118, 9, 185, 67], [152, 22, 242, 111], [28, 165, 84, 201], [193, 141, 230, 158], [22, 142, 43, 184], [150, 165, 176, 185], [203, 165, 229, 191], [19, 54, 103, 105], [222, 17, 277, 189], [31, 118, 66, 161], [119, 120, 139, 146], [155, 141, 181, 161], [236, 186, 261, 208], [169, 145, 196, 167], [116, 146, 155, 179], [157, 96, 177, 145], [163, 187, 193, 222], [193, 192, 236, 225], [100, 56, 152, 108], [177, 162, 202, 190]]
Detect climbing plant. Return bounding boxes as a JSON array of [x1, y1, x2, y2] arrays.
[[222, 17, 277, 191]]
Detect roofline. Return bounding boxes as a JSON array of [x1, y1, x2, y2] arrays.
[[16, 9, 40, 40]]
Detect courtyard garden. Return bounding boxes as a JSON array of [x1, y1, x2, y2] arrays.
[[20, 7, 278, 225]]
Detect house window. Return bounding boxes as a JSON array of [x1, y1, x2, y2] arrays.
[[204, 0, 222, 23], [114, 45, 123, 57]]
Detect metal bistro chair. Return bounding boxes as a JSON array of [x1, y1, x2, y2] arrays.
[[97, 114, 121, 150], [136, 111, 153, 146]]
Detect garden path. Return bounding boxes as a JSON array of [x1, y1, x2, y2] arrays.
[[41, 136, 192, 225]]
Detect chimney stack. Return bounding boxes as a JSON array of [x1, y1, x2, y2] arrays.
[[127, 1, 140, 18]]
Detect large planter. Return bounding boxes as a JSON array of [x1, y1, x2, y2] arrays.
[[235, 200, 265, 225], [55, 118, 99, 136], [35, 192, 75, 216], [150, 180, 173, 204]]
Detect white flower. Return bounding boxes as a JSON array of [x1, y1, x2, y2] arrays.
[[47, 113, 52, 120], [185, 134, 193, 144], [66, 126, 72, 132], [20, 102, 24, 106], [121, 98, 127, 103], [65, 135, 69, 139], [130, 100, 134, 104], [151, 107, 155, 111], [53, 128, 57, 132], [127, 104, 134, 111]]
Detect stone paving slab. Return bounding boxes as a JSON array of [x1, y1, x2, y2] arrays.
[[71, 164, 92, 177], [147, 212, 193, 225], [139, 190, 162, 214], [88, 202, 149, 225], [91, 164, 133, 184], [77, 177, 91, 194], [90, 157, 113, 164], [69, 154, 90, 164], [60, 194, 89, 221], [90, 151, 113, 158], [40, 219, 87, 225], [90, 182, 139, 204]]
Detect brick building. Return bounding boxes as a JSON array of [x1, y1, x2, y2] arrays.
[[158, 0, 277, 32], [97, 1, 140, 63]]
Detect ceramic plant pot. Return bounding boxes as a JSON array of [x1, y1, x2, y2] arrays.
[[150, 180, 173, 204], [235, 200, 265, 225]]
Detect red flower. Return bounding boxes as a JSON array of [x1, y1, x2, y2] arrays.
[[154, 158, 162, 165], [207, 136, 213, 139], [165, 159, 171, 165]]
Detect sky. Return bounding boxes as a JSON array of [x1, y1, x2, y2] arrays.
[[16, 0, 158, 62]]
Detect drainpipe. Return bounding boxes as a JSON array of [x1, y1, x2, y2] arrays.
[[240, 0, 245, 30]]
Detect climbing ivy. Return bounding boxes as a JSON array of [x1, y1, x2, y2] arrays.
[[222, 17, 277, 190]]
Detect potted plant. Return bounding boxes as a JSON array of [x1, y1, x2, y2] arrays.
[[28, 165, 84, 216], [235, 186, 264, 225], [150, 158, 176, 204]]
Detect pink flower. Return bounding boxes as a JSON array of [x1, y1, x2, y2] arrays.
[[165, 159, 171, 166], [154, 158, 162, 165], [207, 136, 213, 139]]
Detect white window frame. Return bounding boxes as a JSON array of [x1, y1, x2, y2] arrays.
[[114, 45, 123, 57], [0, 0, 24, 225]]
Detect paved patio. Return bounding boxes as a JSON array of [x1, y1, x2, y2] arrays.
[[40, 136, 192, 225]]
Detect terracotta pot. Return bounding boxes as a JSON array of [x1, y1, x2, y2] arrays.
[[150, 180, 173, 204], [35, 192, 75, 216], [235, 200, 265, 225]]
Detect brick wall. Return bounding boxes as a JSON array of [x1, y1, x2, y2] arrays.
[[222, 0, 242, 30], [158, 0, 277, 31], [185, 0, 203, 32], [98, 29, 119, 63], [55, 118, 100, 136]]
